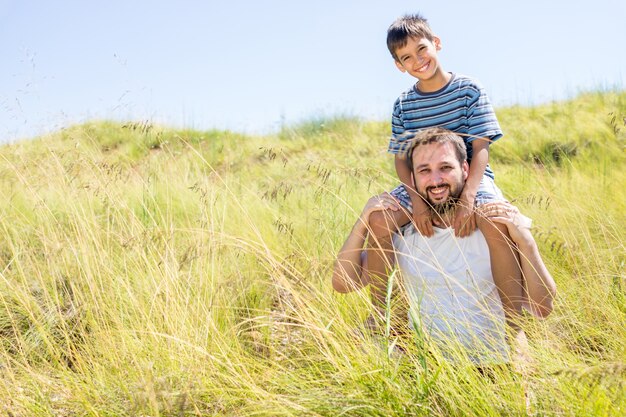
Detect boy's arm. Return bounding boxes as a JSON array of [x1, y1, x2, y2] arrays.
[[395, 154, 433, 237], [455, 78, 502, 237], [390, 96, 432, 236], [454, 138, 490, 237]]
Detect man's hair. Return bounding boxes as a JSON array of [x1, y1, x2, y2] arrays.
[[406, 128, 467, 172], [386, 13, 435, 61]]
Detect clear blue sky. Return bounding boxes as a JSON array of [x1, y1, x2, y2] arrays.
[[1, 0, 625, 142]]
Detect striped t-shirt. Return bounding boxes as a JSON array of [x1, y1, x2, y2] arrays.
[[389, 73, 502, 179]]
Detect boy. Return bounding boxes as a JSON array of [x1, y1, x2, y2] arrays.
[[366, 13, 523, 333]]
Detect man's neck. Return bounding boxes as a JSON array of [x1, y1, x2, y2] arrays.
[[431, 211, 455, 229]]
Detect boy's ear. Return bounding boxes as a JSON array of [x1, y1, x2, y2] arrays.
[[394, 60, 406, 73], [433, 36, 442, 51]]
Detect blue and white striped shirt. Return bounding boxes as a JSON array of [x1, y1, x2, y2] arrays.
[[389, 73, 502, 179]]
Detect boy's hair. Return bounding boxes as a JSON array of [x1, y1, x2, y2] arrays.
[[386, 13, 435, 61], [406, 128, 467, 172]]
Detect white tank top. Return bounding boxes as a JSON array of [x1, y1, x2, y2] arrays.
[[394, 226, 509, 364]]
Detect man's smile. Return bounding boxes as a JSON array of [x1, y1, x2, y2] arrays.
[[427, 184, 449, 199]]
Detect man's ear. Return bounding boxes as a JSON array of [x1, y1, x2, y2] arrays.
[[462, 161, 469, 180], [394, 60, 406, 73]]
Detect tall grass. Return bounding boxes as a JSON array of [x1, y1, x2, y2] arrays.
[[0, 92, 624, 416]]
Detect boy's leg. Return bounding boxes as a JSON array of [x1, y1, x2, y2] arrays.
[[366, 207, 411, 319], [477, 216, 524, 331]]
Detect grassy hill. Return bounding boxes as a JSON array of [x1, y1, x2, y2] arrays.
[[0, 91, 624, 416]]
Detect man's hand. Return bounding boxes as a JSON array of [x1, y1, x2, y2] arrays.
[[453, 196, 477, 237]]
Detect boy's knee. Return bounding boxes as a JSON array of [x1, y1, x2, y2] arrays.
[[368, 210, 396, 237], [477, 215, 509, 238]]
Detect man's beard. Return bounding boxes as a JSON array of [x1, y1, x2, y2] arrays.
[[430, 195, 459, 216], [418, 183, 463, 216]]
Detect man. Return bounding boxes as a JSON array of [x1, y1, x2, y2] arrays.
[[333, 127, 556, 364]]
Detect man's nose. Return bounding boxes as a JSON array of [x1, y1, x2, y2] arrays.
[[431, 170, 443, 183]]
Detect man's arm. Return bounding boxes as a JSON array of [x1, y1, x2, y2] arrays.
[[332, 193, 401, 293], [478, 202, 557, 317], [332, 221, 368, 293], [517, 233, 557, 318]]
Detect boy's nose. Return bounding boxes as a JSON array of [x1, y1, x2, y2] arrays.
[[413, 55, 426, 68]]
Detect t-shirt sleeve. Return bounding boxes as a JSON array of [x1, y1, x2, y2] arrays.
[[388, 97, 410, 154], [466, 82, 503, 145]]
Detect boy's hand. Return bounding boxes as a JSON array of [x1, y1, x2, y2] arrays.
[[410, 195, 433, 236], [359, 193, 400, 221], [477, 202, 533, 245], [412, 208, 434, 237], [453, 196, 476, 237]]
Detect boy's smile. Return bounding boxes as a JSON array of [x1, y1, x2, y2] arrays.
[[394, 36, 450, 92]]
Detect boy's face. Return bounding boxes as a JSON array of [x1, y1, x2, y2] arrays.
[[394, 36, 444, 87]]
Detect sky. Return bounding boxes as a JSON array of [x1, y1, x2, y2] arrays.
[[1, 0, 625, 142]]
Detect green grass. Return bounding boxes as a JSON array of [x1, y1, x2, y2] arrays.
[[0, 91, 624, 416]]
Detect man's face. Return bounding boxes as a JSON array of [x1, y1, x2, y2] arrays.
[[411, 141, 469, 214]]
